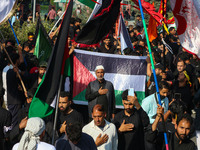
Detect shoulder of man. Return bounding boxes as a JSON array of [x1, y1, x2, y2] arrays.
[[39, 142, 56, 150], [82, 120, 93, 131]]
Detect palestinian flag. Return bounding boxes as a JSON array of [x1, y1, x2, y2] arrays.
[[34, 19, 52, 63], [72, 49, 147, 108], [75, 0, 121, 45], [118, 14, 133, 54], [28, 0, 73, 118]]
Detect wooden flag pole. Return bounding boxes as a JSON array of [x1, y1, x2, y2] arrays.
[[0, 43, 27, 98]]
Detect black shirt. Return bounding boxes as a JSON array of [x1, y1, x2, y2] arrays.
[[99, 44, 116, 54], [171, 81, 193, 112], [6, 69, 26, 105], [57, 109, 84, 132], [146, 129, 196, 150], [112, 108, 149, 150], [0, 107, 11, 139], [55, 133, 97, 150]]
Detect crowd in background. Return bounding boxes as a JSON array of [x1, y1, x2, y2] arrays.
[[0, 4, 200, 150]]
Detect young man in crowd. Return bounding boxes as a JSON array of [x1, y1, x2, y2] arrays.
[[146, 105, 196, 150], [113, 90, 149, 150], [57, 91, 83, 137]]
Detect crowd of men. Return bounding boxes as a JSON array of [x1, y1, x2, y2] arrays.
[[0, 6, 200, 150]]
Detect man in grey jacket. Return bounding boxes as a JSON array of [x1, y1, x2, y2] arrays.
[[85, 65, 115, 121]]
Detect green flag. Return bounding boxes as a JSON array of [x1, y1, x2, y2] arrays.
[[78, 0, 95, 9], [29, 0, 73, 118], [34, 21, 52, 63]]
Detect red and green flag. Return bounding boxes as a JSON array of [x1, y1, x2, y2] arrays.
[[28, 0, 73, 118], [72, 50, 147, 108]]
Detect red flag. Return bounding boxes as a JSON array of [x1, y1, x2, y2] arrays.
[[147, 3, 158, 42], [132, 0, 163, 25]]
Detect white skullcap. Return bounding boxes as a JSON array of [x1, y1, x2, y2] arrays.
[[95, 65, 104, 71]]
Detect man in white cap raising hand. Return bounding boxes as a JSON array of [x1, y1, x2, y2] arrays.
[[12, 117, 55, 150], [85, 65, 115, 122]]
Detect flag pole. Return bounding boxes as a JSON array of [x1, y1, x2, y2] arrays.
[[162, 0, 166, 70], [0, 43, 28, 98], [33, 0, 36, 22], [8, 19, 19, 45], [137, 0, 169, 150], [0, 30, 5, 40], [48, 12, 65, 36], [8, 19, 28, 67], [51, 74, 63, 144]]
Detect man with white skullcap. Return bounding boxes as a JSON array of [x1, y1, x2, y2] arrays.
[[85, 65, 115, 121], [12, 117, 55, 150]]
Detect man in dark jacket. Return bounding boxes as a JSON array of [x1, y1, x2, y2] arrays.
[[85, 65, 115, 121]]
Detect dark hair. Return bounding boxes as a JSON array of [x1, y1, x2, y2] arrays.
[[5, 46, 16, 55], [176, 59, 186, 65], [158, 81, 169, 90], [10, 53, 19, 64], [169, 27, 175, 32], [122, 90, 128, 100], [92, 104, 105, 113], [5, 40, 15, 46], [70, 18, 75, 24], [134, 26, 141, 32], [176, 113, 193, 125], [169, 100, 187, 118], [75, 18, 82, 23], [28, 32, 34, 36], [66, 122, 82, 144], [152, 39, 158, 46], [60, 91, 72, 101], [153, 51, 161, 63], [178, 52, 192, 62]]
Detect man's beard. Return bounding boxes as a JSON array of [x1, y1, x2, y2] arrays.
[[125, 108, 134, 114], [160, 95, 166, 100], [60, 106, 70, 112], [176, 131, 188, 141], [39, 73, 44, 79], [97, 77, 104, 80]]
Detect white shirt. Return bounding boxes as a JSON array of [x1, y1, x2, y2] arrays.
[[82, 120, 118, 150], [12, 142, 56, 150]]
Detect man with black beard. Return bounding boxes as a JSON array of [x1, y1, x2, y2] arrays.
[[57, 91, 84, 137], [30, 61, 47, 89], [112, 90, 149, 150], [146, 105, 196, 150]]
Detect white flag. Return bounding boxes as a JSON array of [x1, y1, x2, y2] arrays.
[[170, 0, 200, 58], [0, 0, 17, 25]]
